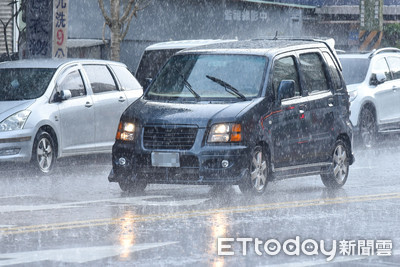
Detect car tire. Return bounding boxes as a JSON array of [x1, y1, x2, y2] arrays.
[[359, 107, 377, 148], [321, 139, 349, 189], [31, 130, 56, 174], [239, 146, 269, 195], [118, 179, 147, 193]]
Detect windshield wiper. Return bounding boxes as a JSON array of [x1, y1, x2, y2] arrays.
[[206, 75, 247, 101], [173, 67, 201, 100]]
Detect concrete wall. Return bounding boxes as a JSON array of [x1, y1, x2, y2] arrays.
[[68, 0, 303, 72]]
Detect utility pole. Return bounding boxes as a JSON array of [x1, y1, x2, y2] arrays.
[[359, 0, 383, 51]]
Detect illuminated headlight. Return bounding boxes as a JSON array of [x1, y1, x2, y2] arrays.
[[348, 90, 358, 102], [116, 122, 136, 141], [0, 110, 31, 132], [208, 123, 242, 143]]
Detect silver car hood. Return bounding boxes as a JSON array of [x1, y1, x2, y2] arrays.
[[0, 100, 36, 121]]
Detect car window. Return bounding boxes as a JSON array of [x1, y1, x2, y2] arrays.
[[58, 70, 86, 98], [323, 52, 343, 90], [83, 65, 118, 93], [271, 56, 301, 99], [386, 57, 400, 80], [112, 65, 142, 91], [299, 53, 329, 94], [372, 58, 392, 81]]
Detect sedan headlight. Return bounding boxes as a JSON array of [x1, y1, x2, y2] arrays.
[[0, 110, 31, 132], [208, 123, 242, 143], [116, 121, 136, 141], [348, 90, 358, 102]]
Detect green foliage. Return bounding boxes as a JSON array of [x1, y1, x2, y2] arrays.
[[382, 24, 400, 48]]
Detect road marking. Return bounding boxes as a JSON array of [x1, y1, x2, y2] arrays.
[[0, 242, 177, 266], [0, 195, 209, 213], [1, 192, 399, 236]]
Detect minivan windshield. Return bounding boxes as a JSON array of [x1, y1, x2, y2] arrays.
[[146, 54, 267, 101], [0, 68, 56, 101]]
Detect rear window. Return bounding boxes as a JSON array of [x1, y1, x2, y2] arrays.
[[135, 49, 181, 87], [339, 57, 369, 85]]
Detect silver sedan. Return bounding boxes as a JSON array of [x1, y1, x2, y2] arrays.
[[0, 59, 142, 173]]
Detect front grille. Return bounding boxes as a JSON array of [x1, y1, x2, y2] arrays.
[[143, 126, 198, 150]]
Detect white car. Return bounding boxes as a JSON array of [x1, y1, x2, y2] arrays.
[[0, 59, 142, 173], [339, 48, 400, 147]]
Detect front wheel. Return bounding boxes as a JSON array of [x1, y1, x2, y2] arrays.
[[31, 130, 56, 174], [321, 140, 349, 189], [239, 146, 269, 195], [359, 108, 377, 148]]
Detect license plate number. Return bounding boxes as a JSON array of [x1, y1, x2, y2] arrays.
[[151, 152, 180, 167]]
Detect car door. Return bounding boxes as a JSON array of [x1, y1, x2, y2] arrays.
[[56, 67, 96, 155], [109, 64, 143, 105], [267, 55, 311, 168], [83, 64, 128, 152], [371, 57, 400, 125], [298, 51, 336, 163], [382, 56, 400, 126]]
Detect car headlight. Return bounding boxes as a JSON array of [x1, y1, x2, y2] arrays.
[[348, 90, 358, 102], [0, 110, 31, 132], [116, 121, 136, 141], [208, 123, 242, 143]]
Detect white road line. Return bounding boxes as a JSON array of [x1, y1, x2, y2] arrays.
[[0, 242, 178, 265]]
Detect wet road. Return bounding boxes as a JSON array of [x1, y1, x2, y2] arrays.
[[1, 142, 400, 266]]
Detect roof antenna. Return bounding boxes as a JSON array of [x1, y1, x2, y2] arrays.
[[273, 31, 278, 40]]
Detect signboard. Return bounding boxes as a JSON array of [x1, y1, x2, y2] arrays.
[[52, 0, 68, 58], [25, 0, 68, 58], [359, 0, 383, 51]]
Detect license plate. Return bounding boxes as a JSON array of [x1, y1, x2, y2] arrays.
[[151, 152, 180, 167]]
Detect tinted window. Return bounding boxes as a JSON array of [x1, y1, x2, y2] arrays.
[[112, 65, 141, 91], [386, 57, 400, 80], [135, 49, 181, 86], [58, 70, 86, 97], [339, 57, 369, 85], [147, 54, 267, 100], [272, 56, 301, 99], [299, 53, 329, 94], [372, 58, 391, 81], [324, 52, 342, 90], [0, 68, 55, 101], [83, 65, 118, 93]]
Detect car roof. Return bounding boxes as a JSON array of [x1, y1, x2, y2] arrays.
[[144, 39, 238, 51], [178, 39, 329, 56], [0, 58, 127, 69], [338, 47, 400, 60]]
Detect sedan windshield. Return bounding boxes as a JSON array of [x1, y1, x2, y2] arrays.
[[339, 58, 369, 85], [0, 68, 56, 101], [146, 54, 267, 101]]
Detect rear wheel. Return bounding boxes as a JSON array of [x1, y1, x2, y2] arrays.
[[118, 179, 147, 193], [31, 130, 56, 174], [321, 140, 349, 189], [359, 107, 377, 148], [239, 146, 268, 195]]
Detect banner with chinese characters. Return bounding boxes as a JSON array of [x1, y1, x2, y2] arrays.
[[52, 0, 68, 58]]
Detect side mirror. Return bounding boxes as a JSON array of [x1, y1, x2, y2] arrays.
[[370, 72, 386, 86], [277, 80, 295, 103], [60, 89, 72, 101]]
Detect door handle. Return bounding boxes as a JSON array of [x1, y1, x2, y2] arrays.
[[328, 98, 334, 107], [85, 102, 93, 108], [118, 96, 126, 102], [299, 104, 307, 113]]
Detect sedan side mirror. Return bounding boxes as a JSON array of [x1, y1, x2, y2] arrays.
[[370, 72, 386, 86], [60, 89, 72, 101], [277, 80, 295, 104]]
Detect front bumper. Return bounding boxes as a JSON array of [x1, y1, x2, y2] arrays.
[[0, 129, 34, 162], [109, 142, 251, 185]]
